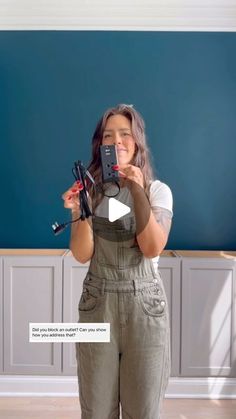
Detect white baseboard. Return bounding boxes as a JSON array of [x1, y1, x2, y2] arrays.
[[167, 377, 236, 399], [0, 375, 78, 397], [0, 376, 235, 398]]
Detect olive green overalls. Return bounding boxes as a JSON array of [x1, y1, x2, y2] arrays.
[[76, 213, 171, 419]]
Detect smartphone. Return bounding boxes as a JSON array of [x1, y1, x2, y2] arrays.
[[100, 145, 119, 183]]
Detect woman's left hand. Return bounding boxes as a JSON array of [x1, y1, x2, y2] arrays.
[[113, 164, 144, 193]]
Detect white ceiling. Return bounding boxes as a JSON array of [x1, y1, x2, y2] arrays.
[[0, 0, 236, 31]]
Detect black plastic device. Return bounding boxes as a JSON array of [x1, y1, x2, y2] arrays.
[[100, 145, 119, 183]]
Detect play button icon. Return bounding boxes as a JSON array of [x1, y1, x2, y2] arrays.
[[93, 180, 151, 242], [108, 198, 131, 222]]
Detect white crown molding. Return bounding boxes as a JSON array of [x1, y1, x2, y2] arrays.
[[0, 0, 236, 31]]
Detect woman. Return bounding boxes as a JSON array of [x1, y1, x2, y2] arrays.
[[62, 104, 173, 419]]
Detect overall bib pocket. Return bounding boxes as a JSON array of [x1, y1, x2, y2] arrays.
[[96, 236, 118, 268], [118, 245, 143, 269], [139, 285, 167, 317]]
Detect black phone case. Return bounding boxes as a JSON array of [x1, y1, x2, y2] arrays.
[[100, 145, 119, 183]]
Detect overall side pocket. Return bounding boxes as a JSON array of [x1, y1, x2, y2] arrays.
[[138, 285, 167, 317], [78, 284, 103, 314]]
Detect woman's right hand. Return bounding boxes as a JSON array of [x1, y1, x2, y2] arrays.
[[61, 181, 84, 212]]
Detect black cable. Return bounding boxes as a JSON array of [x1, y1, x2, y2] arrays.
[[52, 161, 121, 235], [52, 160, 123, 235], [52, 216, 82, 235], [100, 180, 121, 198]]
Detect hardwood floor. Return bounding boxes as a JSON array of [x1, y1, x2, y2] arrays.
[[163, 399, 236, 419], [0, 397, 235, 418]]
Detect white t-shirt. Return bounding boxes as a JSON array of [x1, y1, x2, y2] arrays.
[[148, 180, 173, 270], [94, 180, 173, 269]]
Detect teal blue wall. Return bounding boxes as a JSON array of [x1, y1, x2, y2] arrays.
[[0, 31, 235, 249]]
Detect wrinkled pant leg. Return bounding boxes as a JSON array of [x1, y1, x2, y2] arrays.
[[76, 341, 120, 419], [119, 301, 170, 419], [75, 290, 120, 419]]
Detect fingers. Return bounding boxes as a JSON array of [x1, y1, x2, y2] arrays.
[[112, 164, 143, 188], [62, 181, 83, 199], [62, 181, 84, 209], [112, 165, 127, 178], [118, 170, 127, 177]]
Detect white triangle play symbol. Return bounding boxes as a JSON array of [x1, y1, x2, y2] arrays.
[[108, 198, 131, 222]]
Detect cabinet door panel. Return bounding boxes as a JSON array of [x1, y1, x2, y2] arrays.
[[159, 257, 181, 376], [181, 258, 236, 377], [3, 256, 62, 374], [63, 257, 89, 375]]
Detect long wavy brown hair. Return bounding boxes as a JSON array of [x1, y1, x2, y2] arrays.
[[86, 104, 156, 212]]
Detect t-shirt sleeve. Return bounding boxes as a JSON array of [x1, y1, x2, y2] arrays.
[[149, 180, 173, 216], [149, 180, 174, 237]]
